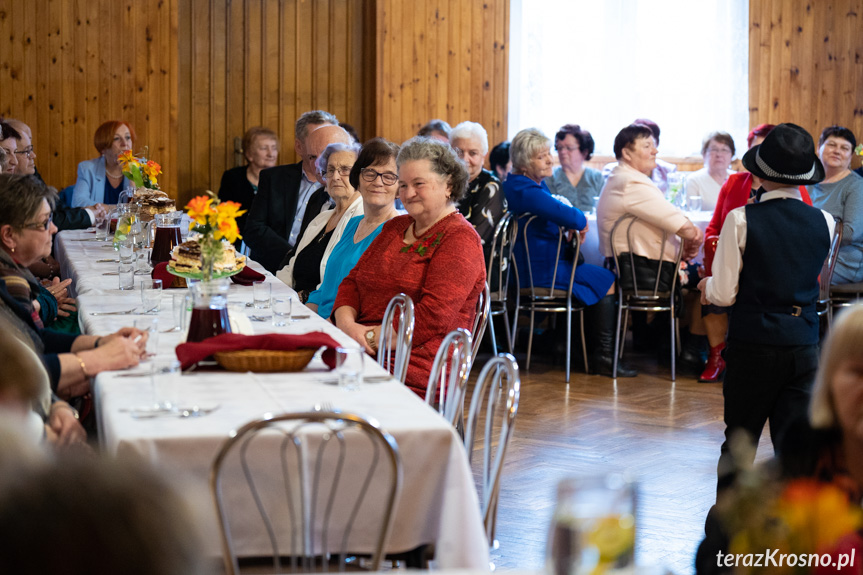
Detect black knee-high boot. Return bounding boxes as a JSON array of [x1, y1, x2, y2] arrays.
[[586, 294, 638, 378]]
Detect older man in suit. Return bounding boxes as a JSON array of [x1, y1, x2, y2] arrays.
[[243, 110, 339, 273]]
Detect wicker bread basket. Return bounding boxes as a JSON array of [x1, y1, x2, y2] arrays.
[[214, 348, 316, 373]]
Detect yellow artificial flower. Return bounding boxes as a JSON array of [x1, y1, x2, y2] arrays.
[[215, 200, 246, 222], [117, 150, 138, 167], [214, 218, 241, 244], [185, 195, 215, 226]]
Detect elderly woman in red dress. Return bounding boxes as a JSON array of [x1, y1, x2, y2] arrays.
[[334, 137, 486, 397]]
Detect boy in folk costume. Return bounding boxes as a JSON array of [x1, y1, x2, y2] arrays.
[[697, 123, 836, 493]]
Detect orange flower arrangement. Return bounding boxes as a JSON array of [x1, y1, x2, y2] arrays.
[[117, 148, 162, 189], [184, 192, 246, 279]]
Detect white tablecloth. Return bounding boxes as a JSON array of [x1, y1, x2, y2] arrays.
[[580, 210, 713, 266], [54, 229, 490, 568]]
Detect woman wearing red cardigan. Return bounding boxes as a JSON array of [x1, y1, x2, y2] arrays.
[[334, 137, 486, 397], [699, 124, 812, 383]]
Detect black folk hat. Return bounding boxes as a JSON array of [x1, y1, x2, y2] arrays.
[[741, 122, 825, 186]]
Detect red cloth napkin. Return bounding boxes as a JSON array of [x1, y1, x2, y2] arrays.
[[175, 332, 341, 370], [152, 261, 188, 288], [230, 266, 266, 286]]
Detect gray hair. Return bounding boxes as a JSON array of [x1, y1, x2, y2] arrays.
[[315, 142, 362, 178], [397, 136, 469, 203], [417, 119, 452, 139], [510, 128, 552, 172], [0, 147, 7, 174], [0, 174, 51, 229], [295, 110, 339, 142], [810, 304, 863, 429], [449, 121, 489, 155]]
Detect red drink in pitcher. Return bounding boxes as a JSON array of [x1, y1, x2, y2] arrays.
[[151, 225, 182, 265], [186, 306, 231, 343]]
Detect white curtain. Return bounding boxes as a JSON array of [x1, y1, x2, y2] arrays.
[[508, 0, 750, 157]]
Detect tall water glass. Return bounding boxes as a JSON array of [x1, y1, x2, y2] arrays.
[[152, 358, 181, 410], [140, 279, 163, 313], [118, 262, 135, 290], [336, 347, 364, 391]]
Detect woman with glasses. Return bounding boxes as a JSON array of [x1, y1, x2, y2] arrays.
[[806, 125, 863, 284], [306, 138, 401, 319], [684, 131, 736, 212], [544, 124, 603, 213], [277, 141, 362, 301], [0, 175, 147, 423], [334, 137, 486, 398], [71, 120, 136, 207], [0, 121, 21, 174]]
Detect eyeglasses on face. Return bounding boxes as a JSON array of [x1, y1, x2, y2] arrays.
[[707, 146, 732, 155], [324, 165, 352, 179], [14, 147, 34, 158], [360, 168, 398, 186], [555, 144, 579, 153], [22, 213, 53, 231]]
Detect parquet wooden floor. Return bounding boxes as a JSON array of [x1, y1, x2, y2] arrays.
[[468, 341, 774, 575]]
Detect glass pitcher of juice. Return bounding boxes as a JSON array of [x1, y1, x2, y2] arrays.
[[149, 211, 184, 265], [186, 279, 232, 343]]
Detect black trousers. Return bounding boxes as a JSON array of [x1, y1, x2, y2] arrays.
[[715, 340, 819, 495]]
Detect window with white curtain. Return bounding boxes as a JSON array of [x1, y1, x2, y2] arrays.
[[508, 0, 750, 157]]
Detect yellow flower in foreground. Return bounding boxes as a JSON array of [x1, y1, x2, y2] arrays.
[[215, 200, 246, 222], [117, 150, 137, 167], [214, 218, 241, 244], [186, 195, 215, 226]]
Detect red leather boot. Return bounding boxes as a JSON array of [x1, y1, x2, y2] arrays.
[[698, 342, 726, 383]]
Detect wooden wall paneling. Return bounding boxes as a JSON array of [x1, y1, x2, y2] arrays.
[[190, 0, 212, 199], [263, 0, 281, 132], [227, 0, 245, 169], [211, 0, 228, 189], [747, 1, 762, 121], [838, 5, 857, 125], [313, 0, 331, 115], [177, 0, 192, 195], [279, 0, 298, 157], [295, 0, 313, 125], [329, 0, 347, 119], [375, 0, 390, 140], [244, 0, 261, 129]]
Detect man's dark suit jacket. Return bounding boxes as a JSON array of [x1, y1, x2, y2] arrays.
[[243, 162, 330, 273]]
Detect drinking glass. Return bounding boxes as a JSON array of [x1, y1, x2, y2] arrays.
[[336, 347, 364, 391], [253, 282, 271, 309], [118, 239, 135, 264], [272, 298, 291, 326], [151, 358, 181, 410], [140, 279, 163, 314], [136, 249, 152, 274], [172, 292, 191, 333], [547, 473, 637, 575], [118, 262, 135, 290], [687, 195, 703, 212], [135, 317, 159, 358]]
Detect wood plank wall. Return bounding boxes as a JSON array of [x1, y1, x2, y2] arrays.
[[750, 0, 863, 162], [374, 0, 509, 150], [0, 0, 178, 195], [176, 0, 376, 205]]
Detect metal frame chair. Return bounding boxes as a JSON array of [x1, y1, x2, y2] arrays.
[[817, 216, 843, 329], [470, 283, 491, 367], [511, 214, 589, 382], [464, 353, 520, 545], [485, 212, 517, 354], [210, 411, 402, 575], [426, 328, 472, 428], [610, 214, 684, 381], [379, 293, 415, 383]]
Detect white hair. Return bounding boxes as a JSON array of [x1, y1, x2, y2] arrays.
[[449, 121, 489, 155]]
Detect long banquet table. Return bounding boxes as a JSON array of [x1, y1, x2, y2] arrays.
[[54, 229, 490, 568]]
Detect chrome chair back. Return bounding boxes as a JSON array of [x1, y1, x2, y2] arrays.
[[511, 214, 589, 382], [426, 328, 472, 428], [817, 217, 843, 328], [379, 293, 415, 383], [610, 214, 684, 380], [210, 411, 402, 574], [486, 212, 517, 353], [464, 353, 520, 545], [470, 283, 491, 367]]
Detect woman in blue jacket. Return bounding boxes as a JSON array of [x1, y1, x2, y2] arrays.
[[71, 120, 136, 207], [504, 128, 635, 377]]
